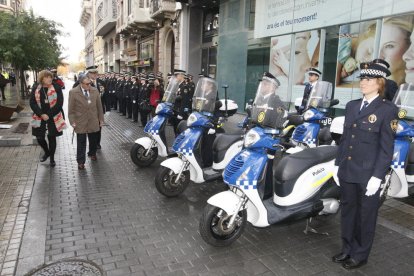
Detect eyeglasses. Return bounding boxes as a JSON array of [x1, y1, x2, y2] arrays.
[[308, 73, 318, 77], [82, 82, 91, 85]]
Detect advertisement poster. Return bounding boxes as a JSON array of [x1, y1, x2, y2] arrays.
[[379, 14, 414, 86], [255, 0, 414, 39], [269, 34, 292, 101], [269, 31, 320, 104], [334, 21, 377, 108]]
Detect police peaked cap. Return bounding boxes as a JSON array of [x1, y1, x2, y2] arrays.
[[174, 69, 186, 76], [86, 65, 98, 73], [358, 63, 390, 79], [262, 72, 280, 86], [372, 59, 391, 76], [306, 67, 322, 76]]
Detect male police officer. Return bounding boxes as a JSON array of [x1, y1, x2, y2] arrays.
[[171, 69, 190, 135], [86, 65, 106, 149], [371, 59, 398, 101], [299, 67, 321, 114]]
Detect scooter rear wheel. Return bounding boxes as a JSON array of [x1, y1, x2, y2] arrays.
[[199, 204, 247, 247], [130, 144, 158, 167], [155, 166, 190, 197]]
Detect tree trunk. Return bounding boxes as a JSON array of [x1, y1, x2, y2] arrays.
[[19, 68, 25, 98]]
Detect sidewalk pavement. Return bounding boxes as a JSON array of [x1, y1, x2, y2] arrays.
[[0, 81, 413, 275], [0, 85, 35, 146]]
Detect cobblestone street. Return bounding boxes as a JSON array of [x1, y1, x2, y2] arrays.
[[0, 83, 412, 275]]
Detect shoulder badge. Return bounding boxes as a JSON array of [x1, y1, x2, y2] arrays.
[[258, 111, 265, 123], [368, 114, 377, 123], [390, 119, 399, 132], [398, 109, 407, 119]]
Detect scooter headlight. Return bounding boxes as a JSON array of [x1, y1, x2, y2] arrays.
[[187, 113, 197, 127], [155, 104, 163, 114], [303, 109, 315, 121], [244, 129, 260, 148]]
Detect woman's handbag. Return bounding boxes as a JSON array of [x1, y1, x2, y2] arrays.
[[139, 100, 151, 112]]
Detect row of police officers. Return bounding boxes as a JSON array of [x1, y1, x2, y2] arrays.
[[83, 68, 196, 131]]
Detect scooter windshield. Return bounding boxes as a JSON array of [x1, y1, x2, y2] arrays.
[[393, 83, 414, 120], [251, 77, 287, 129], [162, 76, 180, 103], [306, 81, 333, 109], [192, 77, 218, 113]]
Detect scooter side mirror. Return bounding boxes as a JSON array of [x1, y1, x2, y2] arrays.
[[215, 100, 223, 110], [330, 99, 339, 107]]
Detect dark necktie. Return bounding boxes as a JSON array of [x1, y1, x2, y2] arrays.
[[359, 100, 368, 113]]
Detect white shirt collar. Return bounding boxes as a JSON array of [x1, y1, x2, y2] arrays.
[[362, 94, 379, 105]]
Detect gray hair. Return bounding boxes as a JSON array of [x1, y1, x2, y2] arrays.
[[78, 74, 90, 84]]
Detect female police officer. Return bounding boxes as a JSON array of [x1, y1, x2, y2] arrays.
[[332, 62, 398, 269]]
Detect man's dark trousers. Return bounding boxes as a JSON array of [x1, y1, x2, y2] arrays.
[[76, 132, 99, 164]]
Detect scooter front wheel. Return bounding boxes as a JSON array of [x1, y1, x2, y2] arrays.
[[155, 166, 190, 197], [199, 204, 247, 247], [130, 144, 158, 167]]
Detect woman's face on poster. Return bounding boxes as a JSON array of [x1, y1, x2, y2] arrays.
[[403, 31, 414, 83], [379, 24, 410, 76], [355, 36, 374, 63]]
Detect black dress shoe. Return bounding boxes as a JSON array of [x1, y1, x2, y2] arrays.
[[40, 154, 50, 162], [96, 145, 102, 149], [50, 160, 56, 167], [342, 258, 367, 270], [332, 253, 350, 263]]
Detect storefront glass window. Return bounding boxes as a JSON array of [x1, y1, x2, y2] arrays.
[[140, 40, 154, 60]]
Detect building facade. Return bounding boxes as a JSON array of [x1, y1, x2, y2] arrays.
[[80, 0, 94, 67], [0, 0, 24, 14], [79, 0, 414, 113], [217, 0, 414, 111]]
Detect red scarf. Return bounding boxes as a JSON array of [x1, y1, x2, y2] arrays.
[[31, 84, 67, 132]]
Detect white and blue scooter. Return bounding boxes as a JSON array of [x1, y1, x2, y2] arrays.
[[155, 77, 242, 197], [289, 81, 339, 151], [199, 74, 340, 246], [130, 76, 180, 167]]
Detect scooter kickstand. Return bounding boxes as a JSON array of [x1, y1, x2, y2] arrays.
[[303, 218, 329, 236]]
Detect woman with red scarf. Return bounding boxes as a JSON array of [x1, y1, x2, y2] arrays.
[[30, 70, 66, 167]]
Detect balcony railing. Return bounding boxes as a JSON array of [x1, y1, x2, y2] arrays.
[[96, 0, 118, 36], [150, 0, 176, 20]]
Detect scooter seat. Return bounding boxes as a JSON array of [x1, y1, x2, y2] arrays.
[[274, 146, 337, 182], [213, 134, 243, 164], [213, 134, 243, 152], [318, 127, 332, 145]]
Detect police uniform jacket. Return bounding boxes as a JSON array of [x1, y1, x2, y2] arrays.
[[335, 97, 398, 184], [177, 82, 191, 116], [131, 82, 140, 101], [138, 83, 149, 102], [116, 80, 124, 99]]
